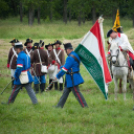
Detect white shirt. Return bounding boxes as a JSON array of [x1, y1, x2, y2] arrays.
[[110, 33, 134, 54]]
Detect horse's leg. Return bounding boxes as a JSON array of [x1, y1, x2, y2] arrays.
[[122, 76, 127, 101], [119, 79, 122, 93], [113, 76, 118, 100]]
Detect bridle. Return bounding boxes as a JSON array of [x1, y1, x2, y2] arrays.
[[110, 49, 130, 68]]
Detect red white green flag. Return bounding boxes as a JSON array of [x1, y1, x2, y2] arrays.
[[75, 17, 112, 100]]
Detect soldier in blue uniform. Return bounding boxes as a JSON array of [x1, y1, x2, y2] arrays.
[[2, 42, 38, 104], [55, 43, 88, 108]]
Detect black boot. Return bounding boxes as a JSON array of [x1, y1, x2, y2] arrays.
[[60, 83, 63, 91], [40, 83, 45, 93], [49, 79, 53, 90], [55, 82, 58, 90], [34, 84, 39, 94]]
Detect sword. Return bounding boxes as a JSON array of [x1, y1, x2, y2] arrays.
[[1, 79, 13, 95]]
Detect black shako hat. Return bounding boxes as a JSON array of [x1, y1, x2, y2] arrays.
[[14, 42, 23, 49], [39, 40, 44, 47], [107, 29, 113, 38], [24, 38, 33, 46], [9, 38, 19, 43], [64, 43, 73, 50], [53, 40, 62, 45], [45, 43, 54, 49]]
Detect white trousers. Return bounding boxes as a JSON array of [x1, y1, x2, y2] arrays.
[[11, 69, 16, 77]]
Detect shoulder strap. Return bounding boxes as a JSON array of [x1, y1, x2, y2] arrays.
[[12, 47, 18, 57], [26, 48, 30, 57], [53, 49, 61, 65], [37, 49, 42, 65], [70, 54, 80, 65]]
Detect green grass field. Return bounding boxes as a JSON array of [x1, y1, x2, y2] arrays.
[[0, 18, 134, 134]]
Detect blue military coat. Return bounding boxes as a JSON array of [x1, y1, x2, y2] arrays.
[[56, 51, 84, 88], [14, 51, 33, 85]]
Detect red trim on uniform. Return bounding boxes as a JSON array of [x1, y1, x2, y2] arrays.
[[56, 47, 61, 50], [17, 64, 23, 66], [57, 63, 61, 69], [118, 33, 121, 37], [107, 51, 111, 55], [40, 47, 44, 49], [7, 64, 10, 68], [74, 86, 84, 107], [9, 85, 16, 104], [119, 46, 123, 51], [27, 46, 32, 49], [52, 60, 56, 64], [63, 67, 68, 71], [127, 55, 130, 67], [128, 51, 134, 60], [22, 69, 29, 72]]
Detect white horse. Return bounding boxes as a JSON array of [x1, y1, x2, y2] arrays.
[[110, 42, 134, 100]]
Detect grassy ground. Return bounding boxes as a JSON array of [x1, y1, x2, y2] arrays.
[[0, 18, 134, 134]]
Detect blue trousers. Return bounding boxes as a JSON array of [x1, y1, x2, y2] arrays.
[[34, 75, 46, 84]]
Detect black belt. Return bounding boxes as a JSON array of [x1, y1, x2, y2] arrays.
[[66, 71, 79, 75]]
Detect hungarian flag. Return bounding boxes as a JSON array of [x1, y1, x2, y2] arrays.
[[75, 17, 112, 100]]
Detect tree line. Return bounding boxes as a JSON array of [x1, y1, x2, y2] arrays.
[[0, 0, 134, 27]]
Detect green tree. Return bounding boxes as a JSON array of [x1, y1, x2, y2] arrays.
[[127, 0, 134, 27]]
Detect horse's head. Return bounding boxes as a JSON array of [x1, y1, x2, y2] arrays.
[[110, 42, 119, 64]]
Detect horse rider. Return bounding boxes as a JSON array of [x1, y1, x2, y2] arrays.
[[2, 42, 38, 104], [54, 43, 88, 108], [49, 40, 65, 91], [31, 41, 48, 93], [107, 28, 134, 69], [7, 38, 19, 88]]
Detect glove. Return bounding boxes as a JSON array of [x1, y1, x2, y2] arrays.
[[7, 64, 10, 68]]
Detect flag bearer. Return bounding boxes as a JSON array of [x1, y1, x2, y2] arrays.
[[54, 43, 88, 108]]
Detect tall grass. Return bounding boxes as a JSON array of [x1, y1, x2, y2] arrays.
[[0, 17, 133, 40]]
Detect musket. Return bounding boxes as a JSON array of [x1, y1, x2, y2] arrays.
[[1, 79, 13, 95]]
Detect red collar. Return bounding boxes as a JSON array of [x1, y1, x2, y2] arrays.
[[40, 47, 44, 49], [56, 47, 61, 50], [118, 33, 121, 38], [27, 46, 32, 49]]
